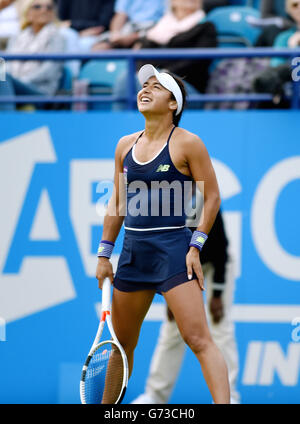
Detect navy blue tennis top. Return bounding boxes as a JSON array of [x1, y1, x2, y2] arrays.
[[123, 127, 193, 230]]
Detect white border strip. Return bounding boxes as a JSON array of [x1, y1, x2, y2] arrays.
[[124, 225, 185, 232], [231, 305, 300, 323], [132, 142, 167, 165], [95, 303, 300, 323]]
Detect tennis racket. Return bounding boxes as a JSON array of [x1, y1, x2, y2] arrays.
[[80, 278, 129, 404]]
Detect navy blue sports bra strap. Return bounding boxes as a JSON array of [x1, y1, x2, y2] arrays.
[[134, 131, 144, 145], [167, 126, 176, 145]]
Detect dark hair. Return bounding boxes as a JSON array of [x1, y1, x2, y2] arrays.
[[164, 71, 187, 127]]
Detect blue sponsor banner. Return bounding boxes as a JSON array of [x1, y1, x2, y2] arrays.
[[0, 111, 299, 404]]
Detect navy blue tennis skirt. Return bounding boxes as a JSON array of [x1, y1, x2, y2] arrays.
[[114, 227, 196, 294]]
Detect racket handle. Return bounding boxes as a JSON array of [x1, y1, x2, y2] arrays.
[[102, 278, 111, 312]]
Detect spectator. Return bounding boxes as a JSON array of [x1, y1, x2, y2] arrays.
[[56, 0, 114, 55], [91, 0, 165, 51], [252, 0, 300, 108], [271, 0, 300, 67], [136, 0, 217, 94], [203, 0, 229, 13], [0, 0, 65, 110], [111, 0, 217, 111], [57, 0, 114, 33], [253, 0, 294, 48], [204, 55, 270, 110], [58, 0, 114, 37], [0, 1, 20, 49]]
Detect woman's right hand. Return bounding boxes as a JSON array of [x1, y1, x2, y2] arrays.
[[96, 257, 114, 289]]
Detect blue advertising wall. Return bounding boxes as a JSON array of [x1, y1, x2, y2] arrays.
[[0, 111, 300, 404]]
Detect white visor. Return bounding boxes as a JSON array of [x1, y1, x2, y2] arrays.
[[137, 64, 183, 116]]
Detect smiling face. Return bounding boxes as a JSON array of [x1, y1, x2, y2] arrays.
[[137, 76, 178, 118]]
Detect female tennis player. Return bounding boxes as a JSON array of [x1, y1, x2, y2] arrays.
[[96, 64, 230, 404]]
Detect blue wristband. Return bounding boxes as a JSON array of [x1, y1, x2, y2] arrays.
[[97, 240, 115, 258], [189, 231, 208, 251]]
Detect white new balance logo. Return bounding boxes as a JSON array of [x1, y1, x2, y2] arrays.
[[156, 164, 170, 172]]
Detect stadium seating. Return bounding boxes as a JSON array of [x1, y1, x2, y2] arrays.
[[59, 66, 73, 93], [206, 6, 262, 47], [78, 60, 128, 110], [79, 60, 127, 92], [229, 0, 260, 7]]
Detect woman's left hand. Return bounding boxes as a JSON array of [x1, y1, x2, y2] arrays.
[[186, 246, 205, 291]]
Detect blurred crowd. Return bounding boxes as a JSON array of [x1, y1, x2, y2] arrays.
[[0, 0, 299, 111]]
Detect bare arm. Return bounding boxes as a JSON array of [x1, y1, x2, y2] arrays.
[[109, 12, 128, 33], [186, 135, 221, 234], [108, 12, 137, 46], [185, 135, 221, 290], [95, 136, 129, 288]]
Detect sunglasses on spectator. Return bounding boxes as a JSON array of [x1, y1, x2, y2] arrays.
[[292, 2, 300, 8], [31, 4, 54, 11]]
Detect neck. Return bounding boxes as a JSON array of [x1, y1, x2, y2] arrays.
[[31, 23, 47, 33], [144, 115, 174, 141], [174, 9, 200, 21], [175, 11, 191, 20]]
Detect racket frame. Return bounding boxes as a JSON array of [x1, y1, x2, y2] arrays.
[[80, 279, 129, 404]]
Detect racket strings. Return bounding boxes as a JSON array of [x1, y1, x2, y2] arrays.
[[83, 341, 124, 404], [101, 344, 124, 404]]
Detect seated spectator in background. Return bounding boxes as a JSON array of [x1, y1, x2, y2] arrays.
[[57, 0, 115, 51], [0, 0, 65, 110], [135, 0, 217, 94], [0, 0, 20, 48], [202, 0, 229, 13], [92, 0, 165, 51], [254, 0, 294, 47], [272, 0, 300, 67], [111, 0, 216, 111], [253, 0, 300, 108]]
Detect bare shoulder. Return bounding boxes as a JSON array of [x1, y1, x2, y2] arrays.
[[117, 131, 141, 148], [115, 131, 143, 160], [173, 127, 206, 152]]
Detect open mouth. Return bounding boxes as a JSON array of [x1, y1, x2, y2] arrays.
[[140, 96, 152, 104]]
